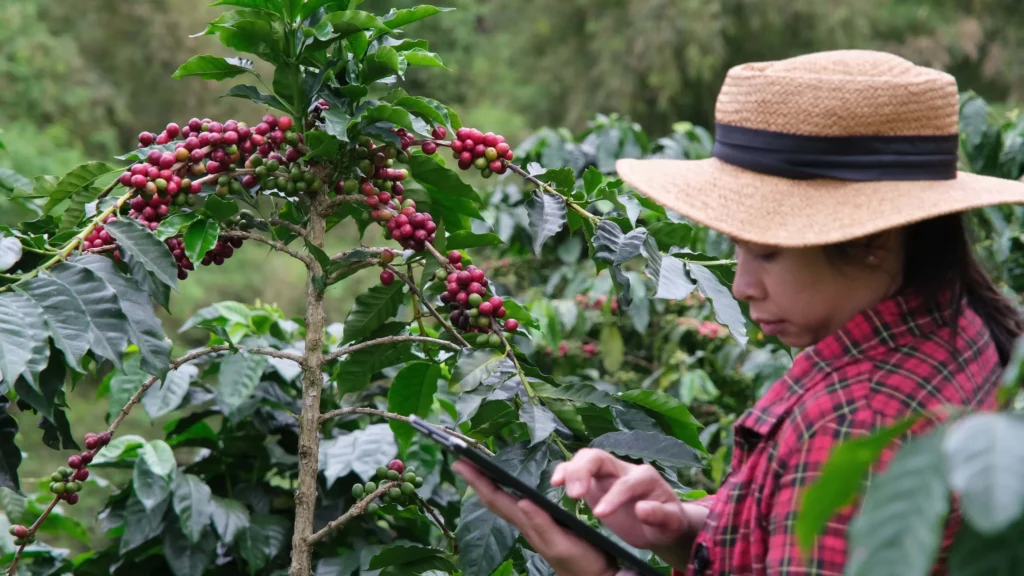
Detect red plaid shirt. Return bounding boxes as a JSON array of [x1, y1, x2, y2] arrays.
[[673, 291, 1001, 576]]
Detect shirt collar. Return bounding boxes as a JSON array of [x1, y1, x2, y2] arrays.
[[735, 289, 958, 438]]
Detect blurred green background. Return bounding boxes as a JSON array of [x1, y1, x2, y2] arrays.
[[2, 0, 1023, 552]]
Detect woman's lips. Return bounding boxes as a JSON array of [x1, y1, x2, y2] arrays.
[[757, 320, 786, 336]]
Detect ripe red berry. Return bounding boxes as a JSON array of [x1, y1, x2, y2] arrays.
[[456, 271, 471, 286], [166, 123, 181, 139], [422, 141, 437, 155], [483, 133, 499, 147], [68, 455, 82, 469], [505, 319, 519, 332], [378, 191, 392, 204], [448, 251, 462, 264], [98, 432, 111, 445], [432, 126, 447, 140], [223, 131, 239, 145], [456, 292, 469, 306], [10, 525, 27, 538], [139, 132, 155, 146], [489, 160, 504, 173], [479, 302, 494, 316], [366, 195, 380, 208], [361, 182, 377, 196], [129, 175, 147, 189], [489, 296, 503, 309], [66, 493, 79, 505], [468, 282, 485, 295], [278, 115, 293, 131], [73, 468, 90, 481], [495, 306, 507, 318], [388, 459, 404, 474], [208, 121, 224, 134], [262, 114, 278, 128], [470, 269, 485, 283], [380, 270, 395, 285]]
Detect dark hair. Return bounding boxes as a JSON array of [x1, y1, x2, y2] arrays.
[[827, 213, 1024, 365]]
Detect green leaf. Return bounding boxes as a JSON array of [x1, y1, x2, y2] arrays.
[[315, 10, 388, 40], [108, 354, 147, 422], [450, 348, 507, 393], [172, 55, 253, 81], [499, 299, 540, 331], [46, 264, 130, 368], [15, 276, 90, 372], [209, 0, 284, 16], [203, 196, 240, 222], [536, 167, 575, 192], [526, 191, 567, 256], [234, 515, 290, 572], [590, 430, 701, 468], [164, 523, 216, 576], [155, 212, 199, 242], [172, 473, 213, 543], [520, 402, 558, 446], [224, 84, 289, 113], [646, 221, 693, 251], [343, 283, 405, 343], [619, 389, 703, 451], [142, 364, 197, 420], [271, 61, 304, 116], [406, 154, 483, 228], [374, 45, 401, 71], [105, 219, 179, 289], [133, 441, 175, 511], [319, 424, 398, 486], [216, 351, 269, 415], [120, 494, 166, 554], [322, 106, 352, 142], [0, 397, 20, 492], [846, 431, 949, 576], [384, 5, 453, 29], [122, 247, 171, 312], [688, 263, 747, 346], [447, 231, 503, 250], [14, 350, 61, 421], [944, 412, 1024, 534], [368, 544, 447, 569], [41, 162, 118, 215], [76, 255, 172, 378], [388, 363, 440, 449], [0, 292, 49, 388], [392, 96, 450, 128], [524, 550, 555, 576], [211, 496, 251, 545], [795, 417, 917, 552], [335, 323, 417, 394], [0, 237, 22, 272], [948, 518, 1024, 576], [652, 255, 696, 300], [91, 434, 146, 467], [183, 218, 221, 264], [599, 324, 624, 372], [456, 492, 519, 576]]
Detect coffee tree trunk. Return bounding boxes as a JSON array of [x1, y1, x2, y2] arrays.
[[290, 198, 327, 576]]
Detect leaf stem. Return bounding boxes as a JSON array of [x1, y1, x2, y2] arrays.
[[0, 189, 135, 293], [682, 258, 737, 268], [503, 162, 600, 225], [385, 264, 470, 348], [219, 230, 314, 266], [413, 493, 458, 553]]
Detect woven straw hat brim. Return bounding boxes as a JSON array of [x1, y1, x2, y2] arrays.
[[616, 157, 1024, 248]]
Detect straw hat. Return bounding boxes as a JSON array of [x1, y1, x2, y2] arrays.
[[615, 49, 1024, 248]]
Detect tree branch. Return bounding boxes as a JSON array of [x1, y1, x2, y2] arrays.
[[504, 161, 600, 225], [414, 493, 457, 553], [220, 230, 313, 266], [324, 335, 461, 363], [329, 246, 385, 262], [318, 407, 493, 456], [269, 218, 307, 238], [307, 480, 400, 545], [386, 265, 470, 348]]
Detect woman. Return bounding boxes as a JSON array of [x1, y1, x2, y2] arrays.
[[453, 50, 1024, 575]]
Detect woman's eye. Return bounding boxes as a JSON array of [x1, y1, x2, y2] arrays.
[[755, 251, 778, 263]]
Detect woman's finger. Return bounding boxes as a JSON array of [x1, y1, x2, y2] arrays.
[[591, 464, 665, 517], [634, 500, 685, 531], [553, 448, 631, 499]]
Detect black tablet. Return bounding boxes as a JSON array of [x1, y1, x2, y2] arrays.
[[408, 415, 665, 576]]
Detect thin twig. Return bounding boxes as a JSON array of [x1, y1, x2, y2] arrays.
[[268, 218, 308, 238], [386, 264, 470, 348], [307, 480, 400, 544], [323, 335, 461, 362], [323, 195, 367, 210], [108, 345, 303, 434], [318, 407, 493, 456], [409, 264, 430, 343], [504, 162, 600, 225], [328, 246, 385, 262], [219, 230, 313, 266], [5, 497, 59, 575], [414, 493, 457, 553]]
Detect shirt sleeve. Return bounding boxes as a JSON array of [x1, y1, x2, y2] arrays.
[[763, 418, 894, 576]]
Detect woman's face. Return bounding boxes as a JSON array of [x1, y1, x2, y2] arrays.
[[730, 237, 903, 348]]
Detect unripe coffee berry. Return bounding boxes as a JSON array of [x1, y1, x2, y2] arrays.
[[352, 484, 364, 498], [400, 482, 415, 496], [377, 466, 389, 479], [9, 525, 27, 538], [387, 470, 400, 481], [380, 249, 395, 264], [388, 487, 402, 499], [468, 293, 483, 307], [51, 482, 66, 494]]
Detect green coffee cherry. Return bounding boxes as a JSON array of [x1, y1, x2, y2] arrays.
[[51, 482, 65, 495], [376, 466, 389, 480], [468, 293, 483, 307], [387, 470, 400, 481], [364, 481, 377, 493], [352, 484, 364, 499], [388, 487, 402, 500], [366, 502, 379, 514], [249, 155, 263, 167], [414, 477, 424, 488], [400, 482, 415, 496], [51, 472, 63, 483], [403, 472, 416, 483], [266, 159, 280, 172], [488, 333, 502, 346]]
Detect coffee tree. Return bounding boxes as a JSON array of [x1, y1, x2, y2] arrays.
[[0, 2, 753, 575]]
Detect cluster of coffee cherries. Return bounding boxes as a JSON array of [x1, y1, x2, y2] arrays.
[[542, 340, 598, 358], [351, 459, 424, 514], [81, 214, 121, 257], [44, 431, 108, 509], [383, 200, 437, 253], [575, 293, 620, 313], [435, 251, 519, 334], [164, 237, 195, 280], [440, 127, 513, 178], [200, 238, 245, 267]]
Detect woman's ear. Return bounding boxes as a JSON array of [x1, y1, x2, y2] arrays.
[[861, 231, 902, 266]]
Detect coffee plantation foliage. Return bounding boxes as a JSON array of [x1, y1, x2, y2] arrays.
[[0, 3, 1022, 576]]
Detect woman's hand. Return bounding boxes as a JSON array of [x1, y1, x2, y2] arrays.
[[452, 460, 619, 576], [551, 448, 700, 552]]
